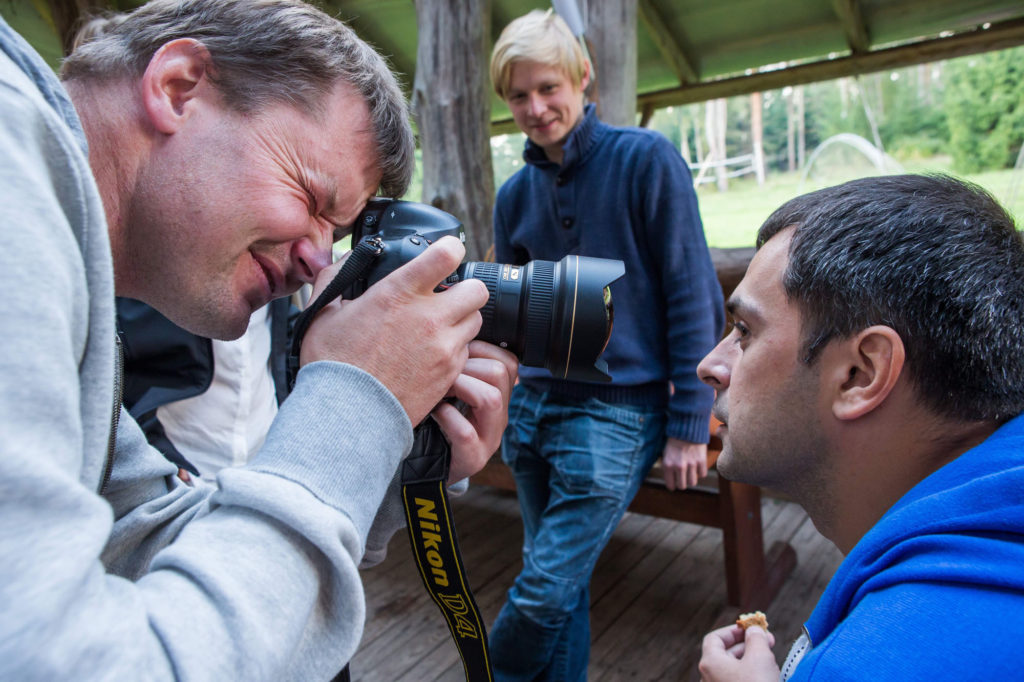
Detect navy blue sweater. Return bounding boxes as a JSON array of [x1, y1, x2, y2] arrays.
[[493, 104, 724, 443]]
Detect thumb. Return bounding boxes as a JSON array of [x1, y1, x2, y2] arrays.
[[743, 626, 776, 653]]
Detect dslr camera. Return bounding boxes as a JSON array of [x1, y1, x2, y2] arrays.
[[347, 199, 625, 382]]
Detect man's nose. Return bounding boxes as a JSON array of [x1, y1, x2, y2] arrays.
[[291, 229, 333, 284], [697, 339, 732, 390], [528, 93, 545, 117]]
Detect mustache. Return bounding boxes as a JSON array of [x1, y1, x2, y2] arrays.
[[712, 395, 728, 425]]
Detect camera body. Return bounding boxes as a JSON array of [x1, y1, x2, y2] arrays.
[[346, 199, 466, 292], [347, 199, 625, 383]]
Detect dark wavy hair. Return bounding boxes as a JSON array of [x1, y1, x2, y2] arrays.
[[758, 174, 1024, 422], [62, 0, 414, 198]]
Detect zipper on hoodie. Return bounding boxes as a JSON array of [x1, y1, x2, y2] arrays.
[[780, 625, 812, 681], [100, 333, 123, 495]]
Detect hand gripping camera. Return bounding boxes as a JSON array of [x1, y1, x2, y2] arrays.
[[287, 200, 625, 680], [347, 198, 625, 382]]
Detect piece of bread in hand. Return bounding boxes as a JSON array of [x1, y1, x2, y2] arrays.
[[735, 611, 769, 631]]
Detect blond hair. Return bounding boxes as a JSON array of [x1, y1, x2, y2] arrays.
[[490, 9, 589, 100]]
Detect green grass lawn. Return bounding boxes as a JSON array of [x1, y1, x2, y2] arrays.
[[697, 159, 1024, 248]]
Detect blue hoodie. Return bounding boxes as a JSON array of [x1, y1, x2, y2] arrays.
[[785, 412, 1024, 680]]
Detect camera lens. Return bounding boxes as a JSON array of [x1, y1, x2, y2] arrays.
[[458, 255, 625, 382]]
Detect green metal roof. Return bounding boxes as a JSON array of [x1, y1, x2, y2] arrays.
[[6, 0, 1024, 128], [322, 0, 1024, 130]]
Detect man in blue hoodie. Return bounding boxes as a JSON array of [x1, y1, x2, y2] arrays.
[[697, 174, 1024, 681]]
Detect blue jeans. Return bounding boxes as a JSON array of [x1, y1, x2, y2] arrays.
[[489, 384, 666, 681]]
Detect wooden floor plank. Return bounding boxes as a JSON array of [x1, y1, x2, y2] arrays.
[[351, 486, 841, 681], [756, 515, 844, 656], [589, 519, 705, 647], [354, 494, 524, 680], [591, 524, 729, 678], [357, 486, 522, 650]]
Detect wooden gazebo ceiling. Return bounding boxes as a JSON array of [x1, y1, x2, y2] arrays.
[[321, 0, 1024, 133], [8, 0, 1024, 134]]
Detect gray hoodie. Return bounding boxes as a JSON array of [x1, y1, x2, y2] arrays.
[[0, 18, 411, 680]]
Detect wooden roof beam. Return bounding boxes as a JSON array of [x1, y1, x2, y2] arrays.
[[491, 16, 1024, 134], [830, 0, 870, 54], [638, 0, 699, 85], [637, 16, 1024, 109]]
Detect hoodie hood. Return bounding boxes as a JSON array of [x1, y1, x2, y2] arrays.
[[805, 412, 1024, 643]]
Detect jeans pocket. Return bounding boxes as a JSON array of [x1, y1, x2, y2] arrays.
[[574, 398, 665, 495]]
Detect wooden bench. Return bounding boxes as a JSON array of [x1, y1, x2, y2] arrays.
[[470, 421, 796, 609]]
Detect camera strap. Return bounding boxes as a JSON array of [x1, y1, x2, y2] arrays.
[[287, 236, 492, 680], [287, 236, 384, 389], [401, 419, 494, 682]]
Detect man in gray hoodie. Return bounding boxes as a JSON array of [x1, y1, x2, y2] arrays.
[[0, 1, 516, 679]]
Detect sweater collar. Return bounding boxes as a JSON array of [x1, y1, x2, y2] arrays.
[[523, 103, 603, 171]]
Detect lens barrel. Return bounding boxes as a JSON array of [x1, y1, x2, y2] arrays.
[[459, 255, 625, 383], [350, 198, 625, 383]]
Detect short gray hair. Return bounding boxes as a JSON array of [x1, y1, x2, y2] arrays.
[[62, 0, 414, 197]]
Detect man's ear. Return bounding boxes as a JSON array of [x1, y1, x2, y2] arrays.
[[140, 38, 212, 135], [580, 59, 592, 92], [829, 326, 905, 421]]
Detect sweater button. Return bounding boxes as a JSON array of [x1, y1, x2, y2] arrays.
[[556, 175, 566, 186], [562, 217, 574, 229]]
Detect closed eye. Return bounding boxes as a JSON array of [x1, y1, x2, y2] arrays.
[[303, 186, 319, 217], [302, 185, 346, 240]]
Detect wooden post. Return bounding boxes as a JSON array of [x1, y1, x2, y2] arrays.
[[412, 0, 495, 261], [585, 0, 638, 127]]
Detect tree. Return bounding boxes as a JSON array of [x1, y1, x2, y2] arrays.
[[705, 98, 728, 191], [945, 46, 1024, 173], [750, 92, 765, 185], [43, 0, 107, 56], [876, 66, 947, 159], [759, 89, 789, 171]]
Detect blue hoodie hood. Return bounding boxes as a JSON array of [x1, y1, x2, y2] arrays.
[[791, 413, 1024, 680]]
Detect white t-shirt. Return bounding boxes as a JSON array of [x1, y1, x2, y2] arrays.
[[157, 305, 279, 478]]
